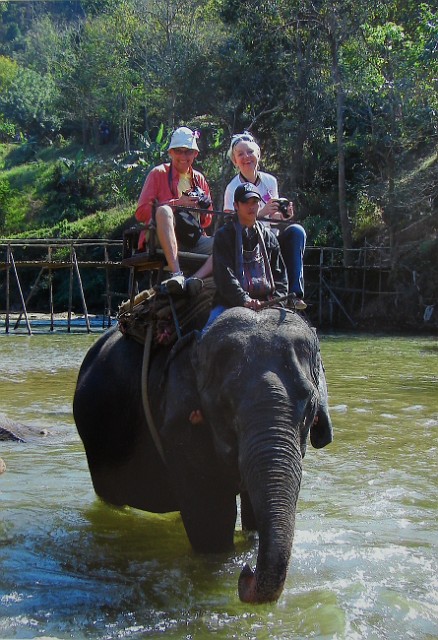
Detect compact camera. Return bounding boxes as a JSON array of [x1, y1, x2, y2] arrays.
[[274, 198, 289, 218], [272, 197, 291, 218], [183, 186, 212, 210]]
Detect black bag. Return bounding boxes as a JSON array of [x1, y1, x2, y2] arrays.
[[174, 209, 203, 249]]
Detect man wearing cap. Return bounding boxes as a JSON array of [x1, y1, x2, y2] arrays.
[[135, 126, 214, 294], [205, 183, 288, 326]]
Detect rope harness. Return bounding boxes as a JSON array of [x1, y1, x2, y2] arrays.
[[118, 278, 215, 346]]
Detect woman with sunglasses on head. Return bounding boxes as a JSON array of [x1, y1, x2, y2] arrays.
[[223, 132, 307, 309]]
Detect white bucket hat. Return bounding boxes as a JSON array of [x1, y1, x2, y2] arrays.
[[168, 127, 200, 151]]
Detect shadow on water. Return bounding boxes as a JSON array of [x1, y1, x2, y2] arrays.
[[0, 434, 259, 638], [1, 497, 261, 639]]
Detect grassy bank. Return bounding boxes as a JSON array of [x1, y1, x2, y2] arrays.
[[0, 141, 137, 240]]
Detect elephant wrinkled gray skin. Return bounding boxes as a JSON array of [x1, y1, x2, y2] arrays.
[[73, 307, 333, 603]]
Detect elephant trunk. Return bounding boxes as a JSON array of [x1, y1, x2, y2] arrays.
[[237, 409, 303, 604]]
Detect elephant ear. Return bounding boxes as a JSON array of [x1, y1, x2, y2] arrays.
[[300, 389, 318, 458], [309, 357, 334, 449]]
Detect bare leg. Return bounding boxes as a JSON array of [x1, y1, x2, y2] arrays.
[[155, 205, 181, 274], [156, 205, 212, 281], [193, 254, 213, 279]]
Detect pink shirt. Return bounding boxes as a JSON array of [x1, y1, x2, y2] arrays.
[[135, 162, 213, 228]]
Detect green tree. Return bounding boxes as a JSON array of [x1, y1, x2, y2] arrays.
[[340, 2, 437, 259], [0, 54, 18, 89], [55, 3, 146, 150], [132, 0, 226, 129], [0, 63, 61, 137]]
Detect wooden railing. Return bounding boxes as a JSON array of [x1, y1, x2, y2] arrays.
[[0, 239, 394, 333], [0, 239, 124, 333]]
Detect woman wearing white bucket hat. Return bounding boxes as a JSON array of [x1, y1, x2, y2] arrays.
[[135, 126, 214, 294]]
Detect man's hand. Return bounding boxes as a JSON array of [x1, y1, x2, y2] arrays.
[[178, 194, 200, 208], [244, 298, 263, 311], [259, 200, 281, 220], [259, 199, 294, 221]]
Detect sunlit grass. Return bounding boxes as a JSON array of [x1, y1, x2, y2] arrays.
[[8, 203, 135, 239], [0, 141, 136, 238], [396, 149, 437, 186]]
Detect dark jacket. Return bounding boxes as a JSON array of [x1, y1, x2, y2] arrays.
[[212, 219, 288, 308]]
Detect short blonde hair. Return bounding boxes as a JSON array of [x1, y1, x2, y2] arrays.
[[227, 131, 261, 163]]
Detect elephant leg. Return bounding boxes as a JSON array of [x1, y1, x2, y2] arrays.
[[163, 421, 237, 552], [162, 341, 238, 552], [176, 471, 237, 553], [240, 490, 257, 532]]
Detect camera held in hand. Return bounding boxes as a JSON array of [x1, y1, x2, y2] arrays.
[[183, 186, 212, 210], [272, 197, 291, 218]]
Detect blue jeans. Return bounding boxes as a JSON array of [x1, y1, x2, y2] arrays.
[[278, 224, 306, 297], [203, 305, 227, 332]]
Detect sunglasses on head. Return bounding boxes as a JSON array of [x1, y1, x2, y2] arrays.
[[231, 132, 256, 148]]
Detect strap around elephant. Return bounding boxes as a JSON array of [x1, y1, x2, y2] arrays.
[[141, 323, 166, 464]]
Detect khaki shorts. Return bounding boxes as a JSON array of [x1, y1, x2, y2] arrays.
[[179, 234, 213, 254]]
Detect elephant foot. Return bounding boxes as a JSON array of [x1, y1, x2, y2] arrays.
[[189, 409, 205, 425]]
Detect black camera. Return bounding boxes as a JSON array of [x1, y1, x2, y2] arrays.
[[272, 197, 293, 219], [273, 197, 290, 217], [183, 186, 212, 210]]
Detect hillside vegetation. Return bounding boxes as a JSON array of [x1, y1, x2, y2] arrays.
[[0, 0, 436, 328], [0, 142, 136, 239]]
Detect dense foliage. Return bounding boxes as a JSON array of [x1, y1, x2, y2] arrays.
[[0, 0, 437, 323]]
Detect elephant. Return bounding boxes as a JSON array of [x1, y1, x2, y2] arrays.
[[73, 306, 333, 603], [0, 413, 48, 442]]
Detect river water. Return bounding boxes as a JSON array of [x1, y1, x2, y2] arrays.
[[0, 331, 437, 640]]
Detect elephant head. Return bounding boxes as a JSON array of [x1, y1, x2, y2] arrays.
[[161, 306, 333, 603]]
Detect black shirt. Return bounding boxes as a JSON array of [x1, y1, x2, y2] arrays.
[[212, 219, 288, 307]]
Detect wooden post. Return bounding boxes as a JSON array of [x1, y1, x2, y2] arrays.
[[361, 246, 367, 314], [104, 244, 111, 328], [9, 250, 32, 335], [319, 248, 323, 327], [321, 276, 356, 327], [5, 244, 10, 334], [48, 246, 54, 331], [68, 244, 74, 332], [72, 247, 91, 333], [13, 267, 44, 329]]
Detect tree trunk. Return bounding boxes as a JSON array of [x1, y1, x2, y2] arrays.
[[328, 26, 354, 269]]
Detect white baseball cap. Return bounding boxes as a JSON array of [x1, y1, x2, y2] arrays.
[[168, 127, 200, 151]]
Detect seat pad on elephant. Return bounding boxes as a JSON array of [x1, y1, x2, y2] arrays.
[[117, 277, 215, 346]]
